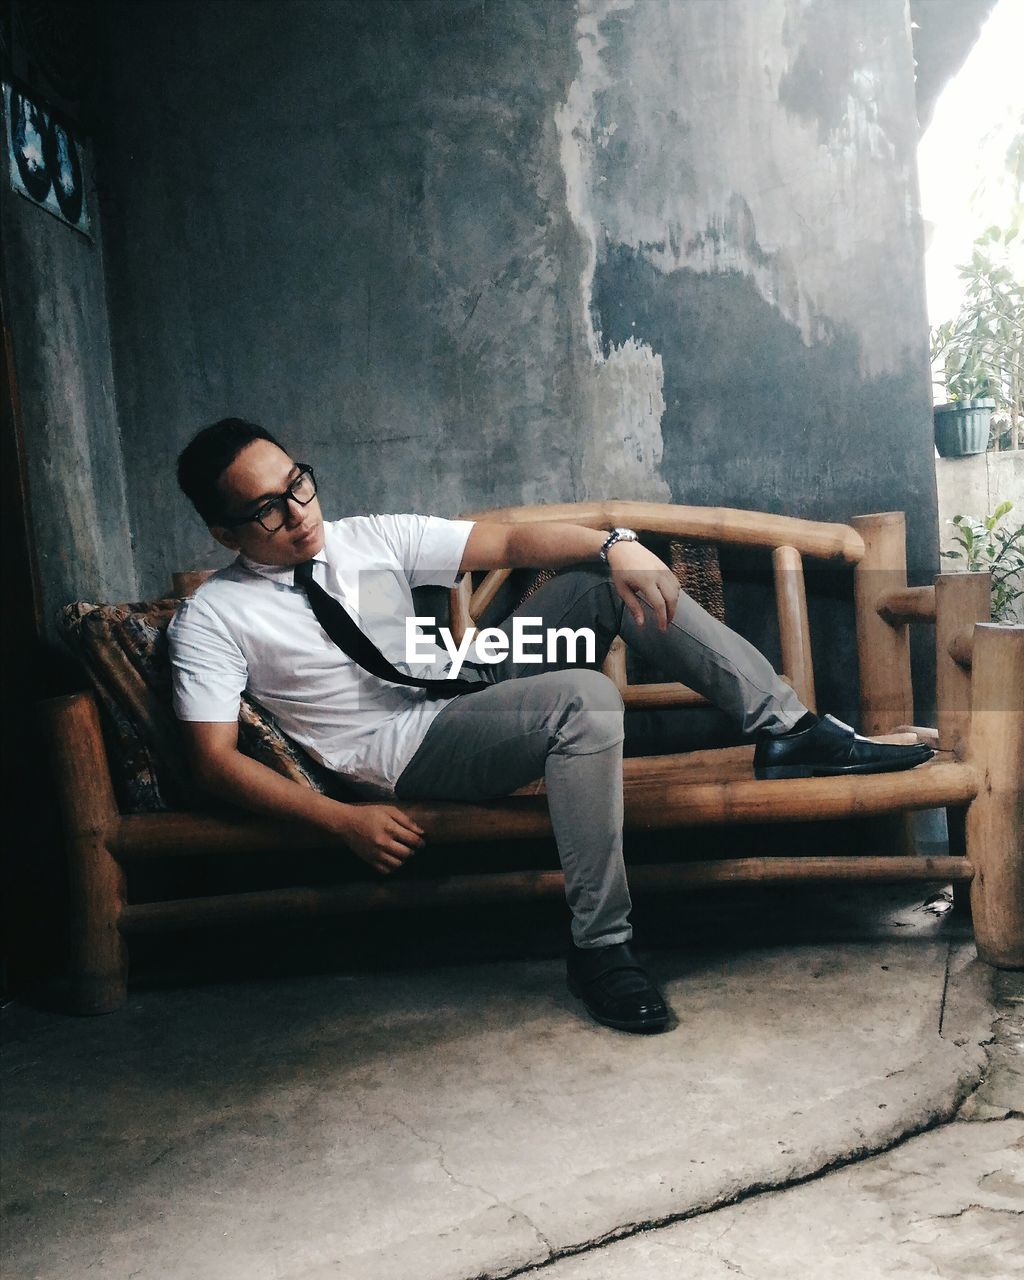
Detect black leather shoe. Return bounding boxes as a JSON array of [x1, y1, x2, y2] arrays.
[[566, 941, 670, 1034], [754, 714, 935, 780]]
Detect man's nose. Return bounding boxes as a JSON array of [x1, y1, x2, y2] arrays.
[[284, 495, 306, 526]]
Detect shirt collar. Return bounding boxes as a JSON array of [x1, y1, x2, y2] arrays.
[[237, 550, 328, 586]]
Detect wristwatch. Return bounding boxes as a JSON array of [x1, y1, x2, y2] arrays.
[[598, 527, 639, 562]]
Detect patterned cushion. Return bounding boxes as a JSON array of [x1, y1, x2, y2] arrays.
[[666, 539, 726, 623], [59, 599, 335, 813]]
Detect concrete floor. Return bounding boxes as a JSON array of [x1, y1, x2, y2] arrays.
[[2, 886, 1022, 1280]]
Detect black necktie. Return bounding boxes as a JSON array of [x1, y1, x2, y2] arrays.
[[294, 559, 486, 699]]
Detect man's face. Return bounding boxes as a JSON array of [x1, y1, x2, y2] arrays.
[[211, 439, 325, 566]]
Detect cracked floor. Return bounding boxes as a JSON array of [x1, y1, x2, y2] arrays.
[[530, 1120, 1024, 1280], [524, 969, 1024, 1280], [2, 884, 1021, 1279]]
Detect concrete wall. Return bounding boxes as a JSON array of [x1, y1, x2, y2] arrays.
[[0, 115, 138, 640], [90, 0, 936, 716], [936, 451, 1024, 551]]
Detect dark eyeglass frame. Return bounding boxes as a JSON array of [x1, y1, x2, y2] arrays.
[[220, 464, 317, 533]]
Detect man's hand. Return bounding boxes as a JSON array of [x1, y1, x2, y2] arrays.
[[333, 803, 426, 875], [182, 723, 426, 875], [606, 539, 681, 631]]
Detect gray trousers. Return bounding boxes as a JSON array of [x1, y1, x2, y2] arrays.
[[395, 567, 806, 948]]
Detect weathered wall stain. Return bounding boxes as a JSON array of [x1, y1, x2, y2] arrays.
[[582, 0, 926, 380], [556, 0, 672, 501]]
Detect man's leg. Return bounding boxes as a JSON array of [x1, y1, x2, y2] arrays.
[[396, 668, 670, 1032], [480, 565, 806, 734], [396, 668, 632, 948], [479, 568, 933, 778]]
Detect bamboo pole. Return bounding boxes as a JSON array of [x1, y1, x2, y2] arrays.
[[469, 567, 512, 621], [434, 745, 759, 792], [876, 585, 937, 625], [890, 725, 940, 747], [619, 745, 757, 782], [459, 502, 865, 563], [120, 854, 974, 932], [948, 627, 976, 668], [965, 623, 1024, 969], [602, 636, 628, 692], [114, 802, 554, 858], [621, 683, 709, 709], [114, 759, 977, 860], [936, 574, 988, 905], [935, 573, 990, 752], [851, 513, 914, 733], [449, 574, 473, 647], [621, 761, 976, 827], [41, 694, 128, 1014], [773, 545, 817, 712]]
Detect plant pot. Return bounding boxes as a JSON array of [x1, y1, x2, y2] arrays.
[[933, 399, 994, 457]]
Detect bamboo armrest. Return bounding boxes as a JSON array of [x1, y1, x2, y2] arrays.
[[459, 502, 865, 562]]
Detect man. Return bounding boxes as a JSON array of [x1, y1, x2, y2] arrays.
[[169, 418, 933, 1034]]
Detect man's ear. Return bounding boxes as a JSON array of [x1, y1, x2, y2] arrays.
[[209, 524, 241, 552]]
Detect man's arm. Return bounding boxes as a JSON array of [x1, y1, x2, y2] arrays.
[[460, 521, 681, 630], [182, 721, 425, 875]]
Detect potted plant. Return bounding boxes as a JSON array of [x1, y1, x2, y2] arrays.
[[930, 226, 1023, 457]]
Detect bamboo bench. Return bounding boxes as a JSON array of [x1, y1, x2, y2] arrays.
[[45, 504, 1024, 1013]]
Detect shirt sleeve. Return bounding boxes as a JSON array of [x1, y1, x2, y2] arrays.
[[167, 594, 248, 722], [370, 514, 476, 589]]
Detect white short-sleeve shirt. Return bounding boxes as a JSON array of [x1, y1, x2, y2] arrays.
[[168, 514, 475, 793]]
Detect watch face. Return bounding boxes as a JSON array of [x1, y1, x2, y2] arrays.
[[601, 528, 637, 560]]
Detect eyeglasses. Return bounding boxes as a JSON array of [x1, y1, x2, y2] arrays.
[[221, 464, 318, 533]]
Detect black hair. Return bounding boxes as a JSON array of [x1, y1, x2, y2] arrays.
[[176, 418, 284, 525]]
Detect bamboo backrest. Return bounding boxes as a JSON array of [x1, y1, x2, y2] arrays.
[[452, 502, 869, 713]]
